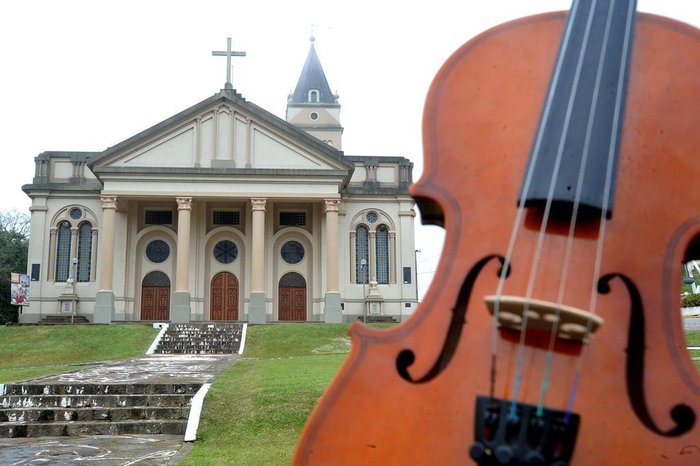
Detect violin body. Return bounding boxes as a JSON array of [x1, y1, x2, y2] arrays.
[[294, 12, 700, 465]]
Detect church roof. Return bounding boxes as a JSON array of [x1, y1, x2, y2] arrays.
[[87, 88, 351, 171], [290, 37, 336, 104]]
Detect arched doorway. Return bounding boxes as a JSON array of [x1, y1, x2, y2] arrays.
[[279, 272, 306, 321], [141, 271, 170, 320], [211, 272, 239, 320]]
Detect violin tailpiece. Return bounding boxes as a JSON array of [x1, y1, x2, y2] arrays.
[[470, 395, 580, 466]]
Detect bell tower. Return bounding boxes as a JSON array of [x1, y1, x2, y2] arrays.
[[286, 36, 343, 149]]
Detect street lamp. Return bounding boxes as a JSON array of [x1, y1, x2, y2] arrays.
[[414, 249, 421, 304], [360, 258, 367, 323]]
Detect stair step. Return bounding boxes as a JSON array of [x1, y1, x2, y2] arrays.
[[1, 383, 201, 396], [0, 419, 187, 437], [0, 394, 192, 409], [0, 406, 187, 422], [155, 323, 244, 355]]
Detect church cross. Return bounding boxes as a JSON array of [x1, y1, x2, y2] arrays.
[[212, 37, 246, 90]]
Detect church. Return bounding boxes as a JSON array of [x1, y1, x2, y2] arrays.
[[21, 37, 418, 324]]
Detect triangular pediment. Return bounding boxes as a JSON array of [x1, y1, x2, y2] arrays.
[[89, 90, 351, 175]]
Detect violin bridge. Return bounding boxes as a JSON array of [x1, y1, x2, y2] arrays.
[[484, 296, 603, 343]]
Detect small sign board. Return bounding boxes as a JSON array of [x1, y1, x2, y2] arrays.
[[10, 273, 30, 306]]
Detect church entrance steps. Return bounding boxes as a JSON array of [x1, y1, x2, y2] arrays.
[[0, 382, 199, 438], [154, 323, 244, 354], [0, 353, 236, 439]]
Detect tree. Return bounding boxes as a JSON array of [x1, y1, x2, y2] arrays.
[[0, 209, 29, 324]]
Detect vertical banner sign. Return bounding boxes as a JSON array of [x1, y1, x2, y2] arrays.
[[10, 273, 30, 306]]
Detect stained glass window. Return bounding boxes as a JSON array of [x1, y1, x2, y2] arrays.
[[355, 225, 369, 284], [214, 240, 238, 264], [69, 208, 82, 220], [281, 241, 305, 264], [77, 222, 92, 282], [55, 222, 71, 282], [146, 240, 170, 263], [376, 225, 390, 284]]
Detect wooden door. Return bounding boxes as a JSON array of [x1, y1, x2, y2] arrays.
[[279, 272, 306, 321], [211, 272, 239, 320], [141, 271, 170, 320]]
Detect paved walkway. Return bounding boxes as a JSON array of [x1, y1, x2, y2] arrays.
[[0, 353, 237, 465]]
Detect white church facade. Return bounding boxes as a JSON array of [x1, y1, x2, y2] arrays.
[[21, 39, 418, 324]]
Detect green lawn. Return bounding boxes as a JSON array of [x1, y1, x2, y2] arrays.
[[182, 323, 355, 465], [0, 324, 159, 383]]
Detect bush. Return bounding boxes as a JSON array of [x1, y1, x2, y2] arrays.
[[681, 293, 700, 308]]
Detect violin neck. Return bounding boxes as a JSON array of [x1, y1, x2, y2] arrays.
[[519, 0, 638, 219]]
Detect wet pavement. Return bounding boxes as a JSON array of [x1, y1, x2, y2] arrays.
[[0, 434, 191, 465], [1, 353, 237, 465], [29, 353, 237, 385]]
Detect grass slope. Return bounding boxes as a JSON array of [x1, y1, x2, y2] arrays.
[[0, 325, 159, 383], [183, 323, 353, 465]]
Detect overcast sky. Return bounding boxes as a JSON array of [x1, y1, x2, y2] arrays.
[[1, 0, 697, 298]]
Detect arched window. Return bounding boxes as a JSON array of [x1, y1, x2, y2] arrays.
[[76, 222, 93, 282], [376, 225, 390, 284], [55, 222, 71, 282], [50, 206, 98, 283], [356, 225, 369, 284], [308, 89, 320, 102]]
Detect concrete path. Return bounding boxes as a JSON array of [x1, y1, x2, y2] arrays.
[[1, 353, 237, 465]]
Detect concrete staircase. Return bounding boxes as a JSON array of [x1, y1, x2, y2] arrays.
[[0, 382, 200, 438], [155, 323, 244, 354]]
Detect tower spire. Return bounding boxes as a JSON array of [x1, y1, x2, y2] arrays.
[[286, 36, 343, 149]]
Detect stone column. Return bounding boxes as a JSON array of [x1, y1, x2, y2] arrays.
[[90, 229, 99, 282], [47, 227, 57, 282], [249, 198, 267, 323], [171, 197, 192, 323], [323, 199, 342, 323], [369, 230, 377, 284], [94, 195, 117, 323]]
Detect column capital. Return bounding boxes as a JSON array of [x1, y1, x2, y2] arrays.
[[251, 198, 267, 211], [100, 195, 118, 210], [176, 197, 193, 211], [369, 230, 377, 238], [389, 231, 397, 239], [323, 199, 341, 213]]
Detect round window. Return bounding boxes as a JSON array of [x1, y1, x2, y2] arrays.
[[214, 240, 238, 264], [146, 240, 170, 263], [366, 211, 378, 224], [309, 111, 319, 121], [281, 241, 305, 264], [69, 208, 83, 220]]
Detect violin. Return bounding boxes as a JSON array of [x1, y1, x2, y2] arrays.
[[294, 1, 700, 464]]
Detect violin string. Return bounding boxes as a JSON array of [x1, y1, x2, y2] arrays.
[[489, 0, 583, 399], [566, 0, 637, 415], [536, 0, 618, 417], [508, 0, 598, 419]]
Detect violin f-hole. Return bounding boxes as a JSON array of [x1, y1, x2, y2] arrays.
[[598, 273, 696, 437], [396, 255, 507, 384]]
